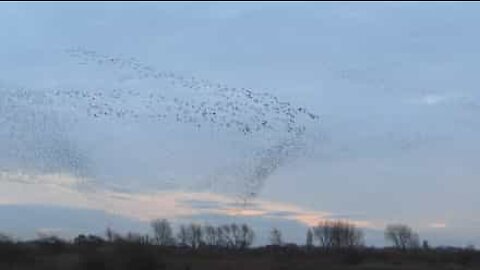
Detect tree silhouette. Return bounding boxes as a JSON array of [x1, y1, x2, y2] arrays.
[[385, 224, 420, 250], [269, 228, 283, 246], [312, 221, 364, 249], [151, 219, 175, 246], [177, 223, 203, 249], [306, 229, 313, 248]]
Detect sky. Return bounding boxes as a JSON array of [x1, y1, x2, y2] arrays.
[[1, 2, 480, 247]]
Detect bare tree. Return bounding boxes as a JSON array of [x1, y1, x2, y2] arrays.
[[306, 228, 313, 248], [178, 223, 203, 249], [230, 223, 241, 248], [220, 224, 234, 248], [105, 227, 122, 242], [191, 223, 204, 249], [175, 222, 255, 249], [203, 224, 217, 246], [151, 219, 174, 246], [125, 232, 149, 244], [385, 224, 419, 250], [177, 224, 189, 246], [201, 223, 255, 249], [313, 222, 332, 248], [106, 227, 114, 242], [239, 224, 255, 248], [230, 223, 254, 249], [269, 228, 283, 246], [422, 240, 430, 250], [214, 226, 227, 247], [229, 223, 255, 249], [313, 220, 364, 249]]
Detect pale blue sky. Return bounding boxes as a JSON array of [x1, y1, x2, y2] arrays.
[[1, 2, 480, 247]]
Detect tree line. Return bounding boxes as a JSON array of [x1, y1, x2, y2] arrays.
[[101, 220, 256, 250], [66, 219, 429, 251], [1, 220, 478, 270]]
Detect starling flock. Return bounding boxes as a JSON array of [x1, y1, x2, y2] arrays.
[[65, 48, 320, 137], [0, 48, 321, 202]]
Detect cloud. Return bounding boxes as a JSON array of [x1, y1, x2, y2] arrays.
[[421, 95, 448, 105], [429, 223, 447, 229], [407, 93, 480, 110], [178, 199, 225, 210], [409, 94, 449, 106], [0, 170, 81, 187], [0, 170, 374, 229]]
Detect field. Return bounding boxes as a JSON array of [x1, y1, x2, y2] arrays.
[[1, 240, 478, 270]]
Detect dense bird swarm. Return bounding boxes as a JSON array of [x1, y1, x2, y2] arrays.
[[0, 48, 320, 202]]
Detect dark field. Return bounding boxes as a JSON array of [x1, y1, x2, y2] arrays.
[[1, 241, 479, 270]]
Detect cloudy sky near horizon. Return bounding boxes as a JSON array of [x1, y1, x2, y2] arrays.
[[1, 2, 480, 247]]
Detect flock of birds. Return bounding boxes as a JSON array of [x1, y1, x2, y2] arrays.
[[66, 48, 320, 137], [0, 87, 91, 176], [0, 48, 321, 202]]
